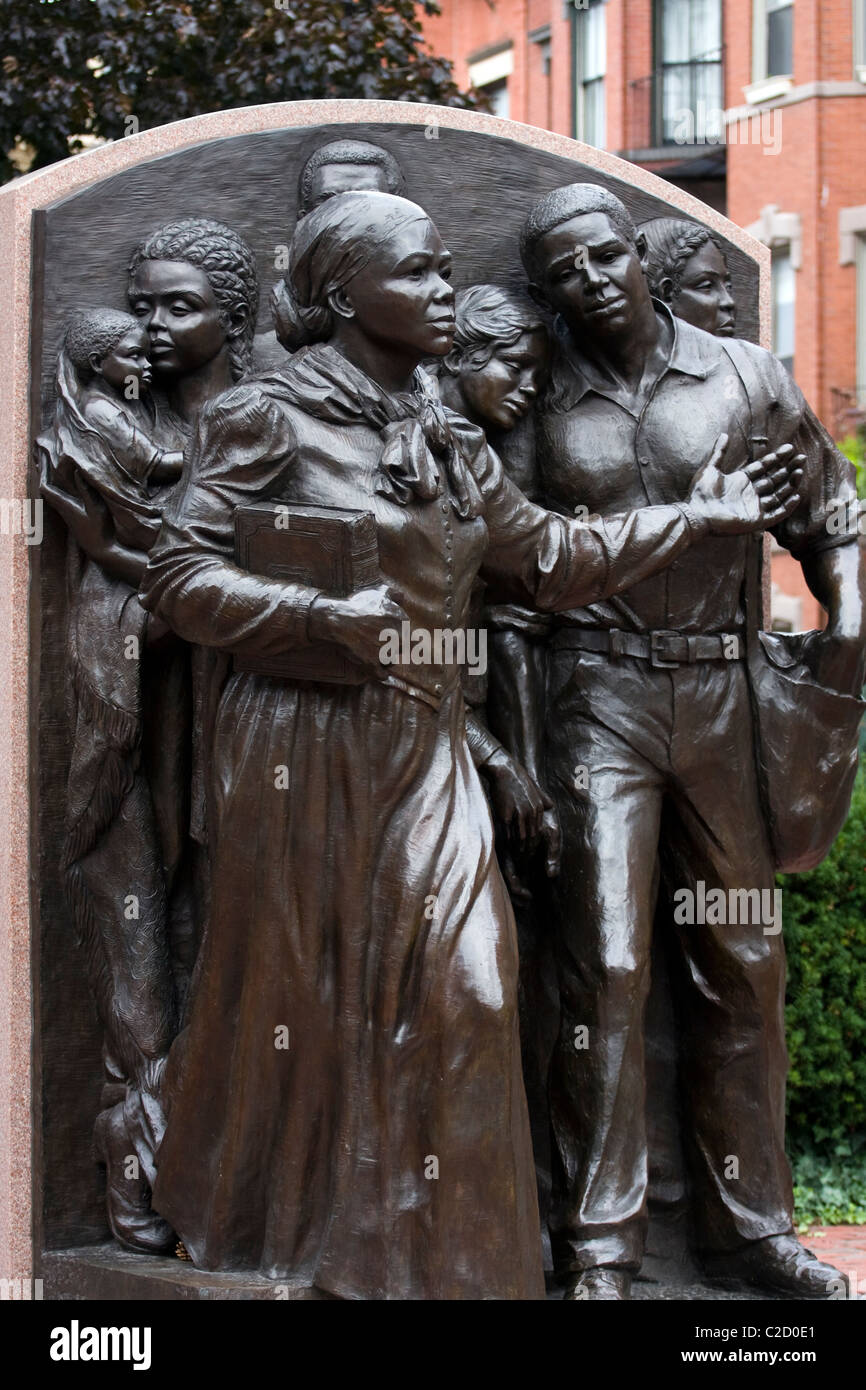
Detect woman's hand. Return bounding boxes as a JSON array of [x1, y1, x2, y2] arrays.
[[309, 584, 409, 670], [483, 748, 561, 878], [39, 455, 115, 562], [687, 434, 804, 535]]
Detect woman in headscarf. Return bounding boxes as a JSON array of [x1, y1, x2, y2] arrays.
[[638, 216, 737, 337], [38, 218, 259, 1254], [140, 191, 798, 1299]]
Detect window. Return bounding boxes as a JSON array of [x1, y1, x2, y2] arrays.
[[752, 1, 794, 85], [656, 0, 723, 144], [857, 235, 866, 407], [772, 246, 795, 375], [575, 1, 606, 148], [468, 45, 513, 121], [767, 0, 793, 76], [484, 79, 510, 119]]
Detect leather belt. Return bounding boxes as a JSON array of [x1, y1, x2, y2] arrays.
[[553, 627, 745, 669]]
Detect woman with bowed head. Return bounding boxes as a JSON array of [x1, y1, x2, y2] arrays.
[[140, 191, 800, 1299]]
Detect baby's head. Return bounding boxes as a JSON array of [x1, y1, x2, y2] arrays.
[[64, 309, 153, 392]]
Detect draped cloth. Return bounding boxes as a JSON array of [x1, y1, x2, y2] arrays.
[[146, 341, 699, 1296], [148, 342, 546, 1299], [37, 374, 188, 1184], [259, 344, 485, 520]]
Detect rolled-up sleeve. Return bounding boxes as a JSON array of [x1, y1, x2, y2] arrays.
[[772, 399, 859, 559], [139, 384, 322, 658], [475, 439, 702, 611]]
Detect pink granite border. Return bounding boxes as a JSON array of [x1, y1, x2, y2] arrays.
[[0, 100, 768, 1281]]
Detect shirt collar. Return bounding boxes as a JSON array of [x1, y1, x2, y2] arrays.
[[547, 298, 711, 411]]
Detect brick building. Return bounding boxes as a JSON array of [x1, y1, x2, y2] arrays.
[[423, 0, 866, 627]]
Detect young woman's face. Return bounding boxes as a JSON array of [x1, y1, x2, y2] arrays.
[[457, 328, 549, 431], [672, 241, 736, 337], [339, 220, 455, 358], [98, 326, 152, 391], [128, 260, 229, 377]]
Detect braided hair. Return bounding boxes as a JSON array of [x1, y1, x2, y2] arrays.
[[638, 217, 723, 301], [128, 218, 259, 381]]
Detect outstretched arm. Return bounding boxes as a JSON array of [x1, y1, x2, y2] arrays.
[[478, 432, 803, 613]]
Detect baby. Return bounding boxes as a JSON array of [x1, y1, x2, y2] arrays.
[[43, 308, 185, 552]]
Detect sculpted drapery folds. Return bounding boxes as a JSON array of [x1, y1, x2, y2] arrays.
[[38, 217, 260, 1255], [34, 128, 822, 1298], [137, 190, 796, 1298]]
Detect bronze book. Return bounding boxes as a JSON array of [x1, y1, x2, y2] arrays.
[[233, 501, 380, 683]]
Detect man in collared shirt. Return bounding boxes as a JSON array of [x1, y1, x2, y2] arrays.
[[506, 183, 866, 1300]]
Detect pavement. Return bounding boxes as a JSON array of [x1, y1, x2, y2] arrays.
[[801, 1225, 866, 1299]]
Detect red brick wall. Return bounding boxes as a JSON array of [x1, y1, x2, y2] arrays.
[[723, 0, 865, 424], [423, 0, 866, 429]]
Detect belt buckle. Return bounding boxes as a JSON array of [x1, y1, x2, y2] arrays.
[[650, 630, 682, 669]]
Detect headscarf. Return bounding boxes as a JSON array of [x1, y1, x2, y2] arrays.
[[261, 342, 485, 521], [271, 192, 484, 520]]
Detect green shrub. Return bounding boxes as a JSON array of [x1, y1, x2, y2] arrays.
[[837, 434, 866, 499], [780, 768, 866, 1147], [791, 1139, 866, 1231], [780, 765, 866, 1223]]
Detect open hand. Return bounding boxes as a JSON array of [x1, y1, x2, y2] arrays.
[[687, 434, 803, 536]]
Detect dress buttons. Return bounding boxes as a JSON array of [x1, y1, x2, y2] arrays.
[[441, 502, 449, 515], [434, 683, 442, 695], [638, 456, 650, 468]]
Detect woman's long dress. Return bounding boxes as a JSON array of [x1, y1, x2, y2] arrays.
[[141, 344, 700, 1299]]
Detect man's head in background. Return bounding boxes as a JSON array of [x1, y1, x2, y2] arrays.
[[297, 140, 406, 218]]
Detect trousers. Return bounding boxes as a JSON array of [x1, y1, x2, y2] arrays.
[[543, 647, 795, 1274]]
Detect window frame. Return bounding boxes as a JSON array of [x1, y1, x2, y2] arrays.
[[573, 0, 607, 149], [752, 0, 794, 86], [653, 0, 724, 147]]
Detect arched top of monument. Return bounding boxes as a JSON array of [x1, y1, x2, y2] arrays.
[[2, 98, 766, 265], [3, 100, 769, 445]]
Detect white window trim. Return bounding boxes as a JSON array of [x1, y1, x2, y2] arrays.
[[751, 0, 794, 90], [468, 47, 514, 90], [840, 205, 866, 265], [746, 204, 802, 270], [855, 0, 866, 77], [744, 74, 794, 103]]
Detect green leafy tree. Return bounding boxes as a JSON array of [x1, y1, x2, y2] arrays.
[[0, 0, 480, 183]]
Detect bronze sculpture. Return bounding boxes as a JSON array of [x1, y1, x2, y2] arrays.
[[639, 216, 736, 338], [38, 218, 260, 1254], [260, 138, 407, 370], [136, 190, 798, 1299], [434, 284, 557, 879], [491, 181, 864, 1300]]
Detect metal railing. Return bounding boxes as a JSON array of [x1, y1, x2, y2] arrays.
[[627, 47, 725, 153]]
